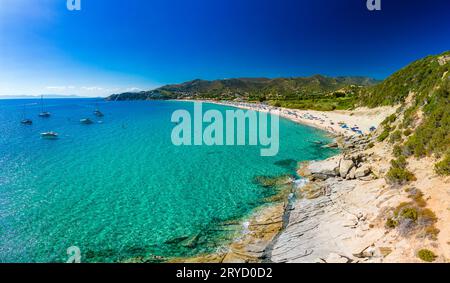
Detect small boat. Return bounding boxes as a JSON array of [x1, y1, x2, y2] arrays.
[[40, 131, 59, 139], [20, 104, 33, 125], [93, 109, 104, 117], [39, 112, 51, 118], [93, 103, 104, 117], [39, 95, 51, 118], [80, 118, 94, 124], [21, 119, 33, 125]]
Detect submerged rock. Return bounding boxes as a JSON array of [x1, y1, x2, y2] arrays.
[[252, 174, 293, 188]]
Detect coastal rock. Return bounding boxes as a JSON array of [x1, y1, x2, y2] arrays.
[[355, 165, 372, 179], [309, 157, 340, 175], [339, 159, 355, 178], [347, 167, 356, 180], [311, 173, 329, 181], [323, 253, 351, 263], [299, 183, 324, 199]]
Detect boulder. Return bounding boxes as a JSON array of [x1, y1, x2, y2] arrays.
[[311, 173, 329, 181], [347, 167, 356, 179], [339, 159, 355, 178], [355, 165, 371, 178]]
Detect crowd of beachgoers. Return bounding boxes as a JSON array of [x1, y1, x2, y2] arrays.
[[212, 100, 393, 137]]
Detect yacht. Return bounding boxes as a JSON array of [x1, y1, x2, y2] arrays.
[[21, 104, 33, 125], [80, 118, 94, 124], [93, 102, 104, 117], [40, 132, 59, 139], [38, 95, 51, 118], [94, 109, 104, 117], [21, 119, 33, 125]]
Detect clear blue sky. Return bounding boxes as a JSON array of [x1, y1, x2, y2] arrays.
[[1, 0, 449, 97]]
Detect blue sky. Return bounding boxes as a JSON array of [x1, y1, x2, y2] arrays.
[[0, 0, 449, 97]]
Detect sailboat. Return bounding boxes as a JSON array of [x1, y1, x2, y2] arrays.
[[20, 104, 33, 125], [93, 102, 104, 117], [38, 95, 51, 118]]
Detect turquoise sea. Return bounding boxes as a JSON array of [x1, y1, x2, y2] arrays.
[[0, 99, 337, 262]]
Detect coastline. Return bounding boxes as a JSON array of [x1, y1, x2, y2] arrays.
[[166, 99, 394, 263], [176, 99, 397, 137], [170, 99, 449, 263]]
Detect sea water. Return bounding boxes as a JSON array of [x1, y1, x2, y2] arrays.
[[0, 99, 337, 262]]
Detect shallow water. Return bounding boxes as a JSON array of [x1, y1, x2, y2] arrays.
[[0, 99, 337, 262]]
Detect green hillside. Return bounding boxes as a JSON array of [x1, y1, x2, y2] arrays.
[[372, 51, 450, 176], [107, 75, 378, 110]]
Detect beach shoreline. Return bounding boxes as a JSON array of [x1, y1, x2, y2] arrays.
[[162, 99, 449, 263], [175, 99, 397, 138], [164, 99, 398, 263]]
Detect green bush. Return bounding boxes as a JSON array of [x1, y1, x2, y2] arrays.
[[393, 145, 403, 158], [377, 125, 391, 142], [386, 165, 416, 184], [385, 218, 398, 228], [417, 249, 437, 262], [403, 128, 412, 136], [391, 156, 407, 169], [400, 207, 418, 221], [389, 130, 402, 144], [435, 154, 450, 176]]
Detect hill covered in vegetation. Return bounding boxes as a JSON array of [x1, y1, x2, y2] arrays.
[[107, 75, 378, 110], [372, 51, 449, 177]]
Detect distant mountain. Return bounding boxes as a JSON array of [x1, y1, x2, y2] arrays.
[[106, 75, 380, 101]]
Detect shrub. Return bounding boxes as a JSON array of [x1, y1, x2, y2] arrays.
[[424, 226, 440, 240], [382, 114, 397, 125], [420, 208, 438, 224], [393, 145, 403, 158], [391, 156, 407, 169], [367, 142, 375, 149], [377, 126, 391, 142], [403, 128, 412, 136], [400, 207, 418, 221], [417, 249, 437, 262], [389, 130, 402, 144], [386, 218, 398, 228], [386, 167, 417, 184], [409, 190, 427, 207], [435, 154, 450, 176]]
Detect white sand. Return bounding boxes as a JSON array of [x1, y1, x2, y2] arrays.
[[208, 101, 397, 137]]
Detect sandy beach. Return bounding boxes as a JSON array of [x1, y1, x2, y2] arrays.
[[204, 100, 397, 137]]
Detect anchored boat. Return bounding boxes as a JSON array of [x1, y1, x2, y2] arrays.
[[38, 95, 51, 118], [21, 119, 33, 125], [20, 104, 33, 125], [80, 118, 94, 124], [40, 131, 59, 139]]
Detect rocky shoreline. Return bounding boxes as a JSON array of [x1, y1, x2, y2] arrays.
[[167, 101, 448, 263]]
